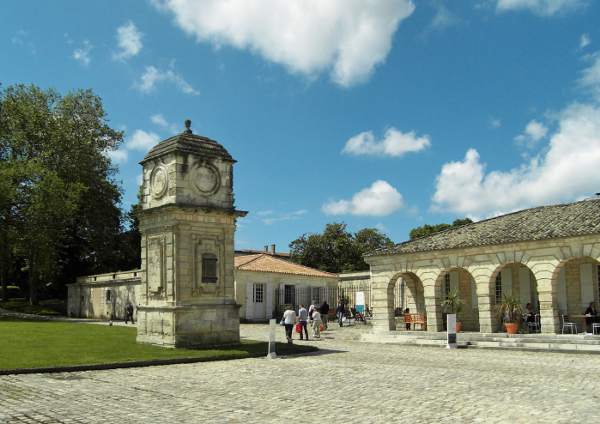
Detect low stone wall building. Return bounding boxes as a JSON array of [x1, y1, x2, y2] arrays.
[[68, 253, 337, 323], [366, 198, 600, 334], [67, 270, 142, 320]]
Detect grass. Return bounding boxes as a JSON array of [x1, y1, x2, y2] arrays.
[[0, 321, 316, 371]]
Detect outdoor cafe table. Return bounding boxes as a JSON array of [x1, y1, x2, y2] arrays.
[[571, 314, 600, 334]]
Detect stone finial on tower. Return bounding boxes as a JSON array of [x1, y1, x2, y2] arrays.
[[184, 119, 192, 134]]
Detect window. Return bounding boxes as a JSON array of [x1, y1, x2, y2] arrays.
[[105, 290, 112, 303], [495, 273, 502, 303], [597, 265, 600, 300], [284, 284, 295, 305], [444, 273, 451, 298], [254, 283, 264, 303], [202, 254, 218, 284]]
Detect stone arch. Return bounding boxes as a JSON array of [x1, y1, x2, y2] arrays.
[[550, 255, 600, 333], [370, 268, 429, 332], [433, 267, 480, 332], [487, 262, 539, 333]]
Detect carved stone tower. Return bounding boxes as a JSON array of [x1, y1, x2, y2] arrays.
[[136, 120, 246, 347]]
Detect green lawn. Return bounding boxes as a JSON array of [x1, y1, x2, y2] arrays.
[[0, 321, 316, 371]]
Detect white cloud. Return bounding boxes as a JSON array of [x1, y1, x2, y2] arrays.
[[495, 0, 587, 16], [134, 65, 199, 95], [11, 30, 36, 54], [151, 113, 179, 133], [114, 21, 143, 60], [261, 209, 308, 225], [126, 129, 161, 151], [580, 33, 591, 49], [105, 148, 128, 164], [432, 103, 600, 217], [429, 1, 461, 30], [578, 52, 600, 100], [323, 180, 403, 216], [489, 117, 502, 128], [342, 127, 430, 157], [152, 0, 415, 87], [72, 40, 92, 66], [514, 119, 548, 148]]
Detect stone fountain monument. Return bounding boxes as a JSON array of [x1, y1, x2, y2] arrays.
[[136, 120, 246, 347]]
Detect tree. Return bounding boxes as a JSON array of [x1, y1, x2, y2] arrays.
[[289, 223, 394, 273], [409, 218, 473, 240], [0, 84, 125, 303]]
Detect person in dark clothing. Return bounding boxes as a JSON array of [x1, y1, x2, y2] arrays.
[[336, 301, 345, 327], [320, 301, 330, 329], [125, 301, 135, 324], [584, 301, 598, 332]]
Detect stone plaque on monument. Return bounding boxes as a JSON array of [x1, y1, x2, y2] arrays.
[[136, 119, 246, 347]]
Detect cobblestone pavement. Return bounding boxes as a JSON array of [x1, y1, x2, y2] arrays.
[[2, 323, 600, 423]]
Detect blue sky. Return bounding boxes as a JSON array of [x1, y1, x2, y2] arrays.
[[2, 0, 600, 251]]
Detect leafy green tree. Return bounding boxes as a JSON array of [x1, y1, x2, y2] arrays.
[[0, 84, 125, 303], [409, 218, 473, 240], [289, 223, 394, 273]]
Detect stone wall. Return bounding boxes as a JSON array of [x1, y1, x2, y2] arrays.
[[366, 234, 600, 334]]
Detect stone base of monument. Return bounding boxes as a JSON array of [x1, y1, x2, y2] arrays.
[[136, 302, 240, 348]]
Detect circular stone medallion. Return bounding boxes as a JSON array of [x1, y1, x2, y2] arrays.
[[193, 163, 220, 195], [150, 166, 168, 199]]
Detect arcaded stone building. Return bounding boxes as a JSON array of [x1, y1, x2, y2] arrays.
[[366, 198, 600, 334]]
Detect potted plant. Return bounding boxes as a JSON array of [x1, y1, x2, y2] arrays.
[[443, 289, 464, 332], [497, 295, 523, 335]]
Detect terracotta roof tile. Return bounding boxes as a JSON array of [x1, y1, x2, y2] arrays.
[[234, 254, 337, 278]]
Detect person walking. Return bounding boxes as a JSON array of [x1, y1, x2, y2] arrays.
[[312, 308, 323, 339], [320, 300, 330, 330], [125, 301, 135, 324], [297, 304, 309, 340], [282, 305, 297, 344], [336, 300, 345, 327]]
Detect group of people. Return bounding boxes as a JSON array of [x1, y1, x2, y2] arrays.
[[281, 300, 331, 343]]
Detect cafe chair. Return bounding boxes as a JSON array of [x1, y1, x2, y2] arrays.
[[527, 314, 541, 333], [592, 323, 600, 335], [561, 314, 577, 334]]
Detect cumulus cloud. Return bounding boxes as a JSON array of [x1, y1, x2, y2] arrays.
[[134, 65, 199, 95], [578, 53, 600, 100], [114, 21, 143, 60], [429, 1, 461, 31], [580, 33, 591, 49], [105, 148, 128, 164], [323, 180, 403, 216], [126, 129, 161, 151], [514, 119, 548, 148], [495, 0, 588, 16], [342, 128, 430, 157], [489, 117, 502, 128], [72, 40, 92, 66], [151, 0, 415, 87], [151, 113, 179, 133], [432, 103, 600, 217]]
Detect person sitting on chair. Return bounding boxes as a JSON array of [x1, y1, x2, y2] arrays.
[[584, 301, 597, 332], [404, 307, 411, 330], [524, 303, 535, 323]]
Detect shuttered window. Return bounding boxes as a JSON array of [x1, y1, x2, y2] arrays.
[[495, 273, 502, 303], [202, 254, 218, 284]]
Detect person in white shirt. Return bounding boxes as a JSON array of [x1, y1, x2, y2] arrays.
[[312, 309, 322, 339], [282, 305, 297, 344]]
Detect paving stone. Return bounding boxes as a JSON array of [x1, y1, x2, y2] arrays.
[[1, 324, 599, 423]]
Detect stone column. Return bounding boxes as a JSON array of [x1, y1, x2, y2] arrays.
[[466, 264, 496, 333], [370, 272, 395, 333], [530, 260, 561, 334], [423, 280, 440, 332]]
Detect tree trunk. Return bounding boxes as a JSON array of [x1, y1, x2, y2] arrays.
[[1, 270, 7, 301], [28, 264, 39, 306]]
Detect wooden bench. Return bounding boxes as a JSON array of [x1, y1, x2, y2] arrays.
[[404, 313, 427, 330]]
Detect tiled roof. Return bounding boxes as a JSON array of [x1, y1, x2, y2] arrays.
[[234, 254, 337, 278], [141, 128, 234, 164], [371, 198, 600, 256]]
